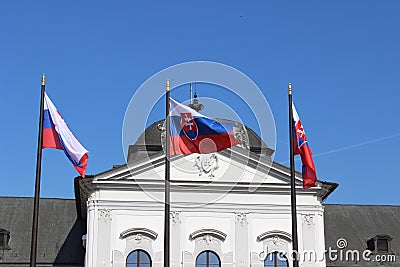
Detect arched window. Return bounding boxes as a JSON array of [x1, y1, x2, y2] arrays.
[[126, 249, 151, 267], [196, 250, 221, 267], [264, 252, 288, 267]]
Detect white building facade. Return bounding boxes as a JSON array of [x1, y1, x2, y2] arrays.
[[78, 134, 335, 267]]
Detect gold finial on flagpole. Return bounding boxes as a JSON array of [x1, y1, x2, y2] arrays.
[[166, 79, 170, 91], [41, 73, 46, 86], [288, 82, 292, 95]]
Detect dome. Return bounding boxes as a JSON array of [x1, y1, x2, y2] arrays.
[[127, 118, 274, 162]]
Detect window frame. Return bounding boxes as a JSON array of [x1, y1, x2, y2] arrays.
[[126, 249, 152, 267], [366, 234, 393, 254], [0, 229, 10, 250], [376, 238, 389, 253], [196, 250, 221, 267], [264, 251, 289, 267]]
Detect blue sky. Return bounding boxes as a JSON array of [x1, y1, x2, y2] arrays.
[[1, 1, 399, 204]]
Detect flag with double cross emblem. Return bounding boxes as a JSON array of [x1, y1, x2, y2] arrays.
[[292, 102, 317, 189], [169, 98, 240, 155]]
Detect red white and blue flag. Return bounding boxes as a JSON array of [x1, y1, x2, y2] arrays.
[[292, 103, 317, 189], [169, 98, 240, 155], [43, 93, 88, 177]]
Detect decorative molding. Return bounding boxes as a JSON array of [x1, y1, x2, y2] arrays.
[[303, 214, 315, 226], [157, 121, 166, 137], [194, 154, 219, 178], [235, 212, 249, 225], [134, 234, 143, 243], [170, 210, 182, 225], [234, 123, 250, 150], [120, 228, 158, 240], [190, 229, 227, 242], [98, 209, 112, 222], [126, 234, 152, 247], [199, 234, 219, 246], [257, 230, 292, 242], [272, 235, 280, 245]]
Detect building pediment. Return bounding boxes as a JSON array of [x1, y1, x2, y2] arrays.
[[94, 146, 300, 185], [74, 146, 337, 221]]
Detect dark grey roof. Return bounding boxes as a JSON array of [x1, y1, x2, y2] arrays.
[[127, 118, 275, 162], [324, 204, 400, 266], [0, 197, 84, 266]]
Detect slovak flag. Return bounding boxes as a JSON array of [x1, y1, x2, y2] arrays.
[[42, 93, 88, 177], [292, 103, 317, 189], [169, 98, 240, 155]]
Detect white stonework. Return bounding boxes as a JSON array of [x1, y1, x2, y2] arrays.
[[81, 147, 334, 267]]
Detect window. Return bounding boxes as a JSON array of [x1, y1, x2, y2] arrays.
[[264, 252, 288, 267], [366, 235, 393, 254], [196, 251, 221, 267], [126, 249, 151, 267], [0, 229, 10, 250], [377, 238, 388, 252]]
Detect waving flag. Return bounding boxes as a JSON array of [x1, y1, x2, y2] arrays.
[[43, 93, 88, 177], [292, 103, 317, 188], [169, 98, 240, 155]]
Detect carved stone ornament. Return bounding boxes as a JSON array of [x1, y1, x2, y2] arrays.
[[98, 209, 112, 222], [134, 234, 143, 244], [199, 234, 218, 246], [194, 153, 219, 178], [234, 123, 250, 150], [235, 212, 249, 225], [170, 210, 182, 225], [303, 214, 315, 226], [127, 234, 151, 246], [158, 122, 166, 138], [272, 236, 279, 245]]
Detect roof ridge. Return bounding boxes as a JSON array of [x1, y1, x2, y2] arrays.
[[324, 203, 400, 207], [0, 196, 75, 201]]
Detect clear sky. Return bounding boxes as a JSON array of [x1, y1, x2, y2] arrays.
[[1, 1, 399, 205]]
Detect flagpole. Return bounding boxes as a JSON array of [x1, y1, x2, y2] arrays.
[[30, 73, 46, 267], [288, 82, 299, 267], [164, 79, 171, 267]]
